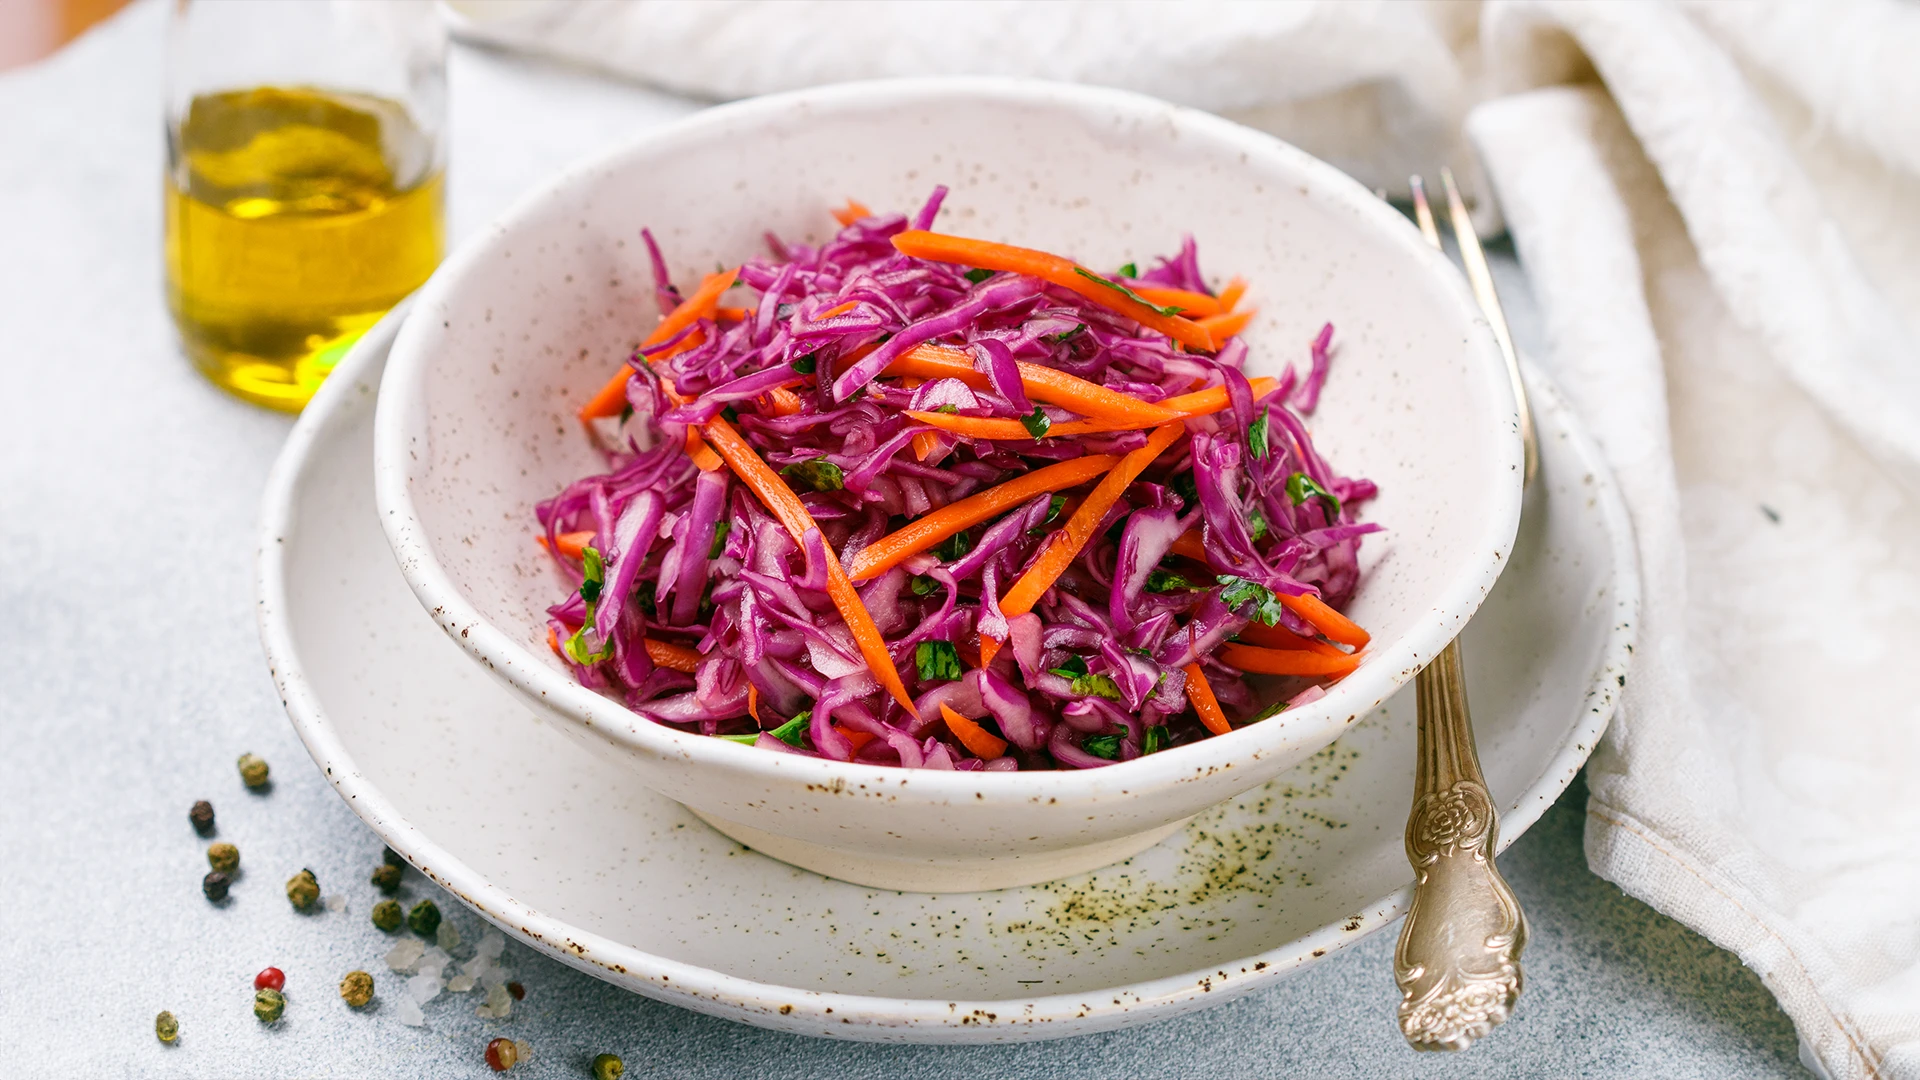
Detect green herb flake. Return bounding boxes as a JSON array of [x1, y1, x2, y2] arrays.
[[909, 574, 941, 597], [1143, 725, 1170, 754], [1247, 504, 1270, 543], [1144, 568, 1192, 594], [1285, 471, 1343, 519], [1082, 733, 1123, 759], [578, 545, 605, 604], [768, 710, 812, 747], [780, 457, 845, 492], [1071, 267, 1184, 316], [1045, 324, 1087, 345], [934, 529, 974, 562], [1217, 575, 1288, 627], [1172, 471, 1198, 507], [1020, 407, 1052, 439], [707, 520, 733, 559], [1117, 262, 1138, 279], [717, 733, 760, 744], [1248, 406, 1271, 461], [562, 624, 614, 667], [915, 641, 964, 682], [618, 403, 635, 424], [791, 355, 817, 375], [1029, 494, 1068, 535], [934, 403, 960, 414], [721, 405, 740, 423], [1071, 672, 1125, 700], [963, 268, 996, 284], [1047, 655, 1090, 680]]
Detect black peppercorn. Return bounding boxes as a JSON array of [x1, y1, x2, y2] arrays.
[[383, 847, 404, 867], [370, 863, 402, 894], [189, 800, 215, 835], [203, 870, 231, 902]]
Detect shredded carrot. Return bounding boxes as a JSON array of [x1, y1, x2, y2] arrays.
[[763, 386, 804, 417], [1217, 277, 1248, 312], [579, 267, 740, 422], [885, 343, 1181, 426], [1194, 309, 1256, 341], [1168, 529, 1210, 565], [716, 306, 751, 322], [1183, 663, 1233, 736], [1280, 592, 1371, 649], [1233, 621, 1348, 656], [684, 427, 724, 472], [831, 199, 873, 227], [912, 431, 940, 461], [901, 374, 1277, 441], [846, 455, 1119, 581], [644, 638, 702, 673], [535, 529, 596, 560], [747, 684, 761, 723], [699, 414, 915, 712], [546, 627, 562, 656], [997, 421, 1186, 622], [815, 300, 861, 321], [940, 703, 1008, 760], [841, 727, 878, 753], [1129, 285, 1224, 317], [891, 231, 1215, 351], [1218, 642, 1362, 678]]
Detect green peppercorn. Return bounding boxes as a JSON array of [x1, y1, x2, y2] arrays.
[[371, 898, 403, 932], [383, 847, 405, 867], [237, 753, 270, 789], [202, 870, 231, 902], [285, 868, 320, 911], [253, 987, 285, 1024], [591, 1052, 625, 1080], [339, 970, 374, 1008], [207, 842, 239, 875], [155, 1010, 179, 1044], [370, 863, 402, 894], [189, 800, 215, 835], [407, 898, 441, 938]]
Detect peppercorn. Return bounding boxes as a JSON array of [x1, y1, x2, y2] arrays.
[[155, 1011, 179, 1044], [371, 898, 403, 932], [484, 1037, 518, 1071], [591, 1052, 624, 1080], [384, 847, 405, 867], [202, 870, 231, 902], [207, 842, 240, 875], [237, 753, 270, 789], [506, 981, 525, 1001], [189, 800, 215, 835], [370, 863, 402, 894], [407, 898, 441, 938], [340, 970, 374, 1008], [253, 988, 285, 1024], [254, 967, 285, 992], [286, 868, 320, 911]]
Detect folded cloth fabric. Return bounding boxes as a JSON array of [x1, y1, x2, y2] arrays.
[[460, 2, 1920, 1076]]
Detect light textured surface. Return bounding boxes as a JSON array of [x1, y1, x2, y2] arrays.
[[0, 4, 1806, 1076]]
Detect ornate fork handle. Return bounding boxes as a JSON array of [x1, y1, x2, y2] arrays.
[[1394, 639, 1528, 1051]]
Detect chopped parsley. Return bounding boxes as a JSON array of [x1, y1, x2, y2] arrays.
[[618, 403, 634, 425], [1143, 725, 1170, 754], [577, 545, 605, 604], [707, 520, 732, 559], [1116, 262, 1138, 279], [1171, 471, 1198, 507], [1144, 568, 1192, 593], [1218, 575, 1288, 627], [767, 710, 812, 747], [1247, 504, 1270, 543], [562, 545, 615, 665], [717, 733, 760, 744], [1047, 655, 1089, 680], [780, 457, 844, 492], [1020, 407, 1052, 439], [1081, 733, 1123, 759], [1248, 406, 1271, 460], [909, 574, 942, 597], [1046, 323, 1087, 345], [1071, 672, 1124, 700], [1285, 471, 1342, 519], [1028, 494, 1068, 535], [934, 403, 960, 414], [933, 529, 974, 562], [1071, 267, 1184, 316], [963, 268, 996, 284], [721, 405, 740, 423], [791, 355, 817, 375], [915, 641, 964, 682]]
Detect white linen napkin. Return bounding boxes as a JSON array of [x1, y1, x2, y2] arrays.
[[452, 3, 1920, 1076]]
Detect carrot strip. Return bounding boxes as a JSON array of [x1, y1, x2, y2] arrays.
[[1195, 309, 1255, 341], [1234, 621, 1348, 656], [997, 422, 1186, 623], [845, 455, 1120, 581], [579, 267, 740, 422], [1129, 285, 1223, 317], [831, 199, 872, 227], [1280, 592, 1371, 649], [1168, 528, 1210, 565], [546, 627, 562, 656], [699, 414, 915, 712], [940, 703, 1008, 760], [912, 431, 940, 461], [747, 684, 761, 723], [684, 427, 723, 472], [644, 638, 702, 673], [1218, 642, 1362, 677], [885, 343, 1181, 426], [841, 727, 878, 753], [535, 529, 596, 560], [716, 306, 751, 321], [763, 387, 804, 417], [814, 300, 861, 321], [891, 231, 1215, 351], [1217, 277, 1248, 312], [1183, 663, 1233, 736], [901, 374, 1277, 441]]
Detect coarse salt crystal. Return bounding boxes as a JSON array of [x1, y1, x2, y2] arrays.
[[417, 946, 451, 978], [447, 974, 476, 994], [396, 995, 426, 1027], [385, 938, 426, 973], [475, 982, 512, 1019], [325, 894, 346, 913], [407, 972, 443, 1006], [436, 920, 461, 952], [478, 930, 506, 960], [513, 1040, 532, 1063]]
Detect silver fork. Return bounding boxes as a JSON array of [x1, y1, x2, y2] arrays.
[[1389, 169, 1534, 1051]]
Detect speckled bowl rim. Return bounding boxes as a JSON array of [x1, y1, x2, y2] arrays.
[[373, 76, 1525, 810], [261, 304, 1637, 1044]]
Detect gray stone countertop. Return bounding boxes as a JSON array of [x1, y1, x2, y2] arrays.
[[0, 4, 1810, 1077]]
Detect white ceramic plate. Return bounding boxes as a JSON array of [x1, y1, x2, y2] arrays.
[[259, 306, 1635, 1043]]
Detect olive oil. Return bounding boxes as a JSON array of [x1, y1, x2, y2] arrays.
[[165, 87, 443, 411]]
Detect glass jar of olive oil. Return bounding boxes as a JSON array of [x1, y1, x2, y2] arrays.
[[165, 1, 446, 411]]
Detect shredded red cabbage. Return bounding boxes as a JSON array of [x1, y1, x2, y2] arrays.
[[536, 189, 1379, 770]]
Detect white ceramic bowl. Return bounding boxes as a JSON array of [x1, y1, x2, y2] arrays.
[[376, 77, 1521, 893]]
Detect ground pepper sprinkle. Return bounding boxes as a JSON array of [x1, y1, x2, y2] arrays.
[[202, 870, 231, 902], [340, 970, 374, 1008], [207, 842, 239, 874], [253, 988, 285, 1024], [370, 863, 402, 894], [155, 1011, 179, 1044], [371, 899, 403, 932], [285, 868, 320, 911], [591, 1052, 624, 1079], [189, 800, 215, 835], [237, 753, 270, 789], [407, 899, 441, 938]]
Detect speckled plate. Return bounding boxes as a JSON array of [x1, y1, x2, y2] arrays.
[[257, 306, 1635, 1043]]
